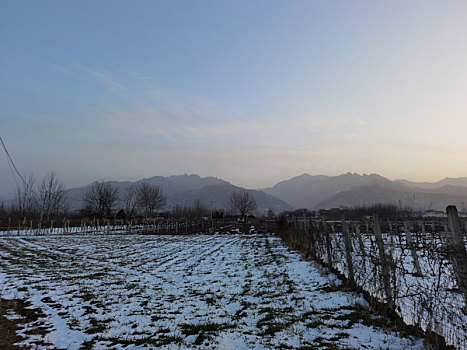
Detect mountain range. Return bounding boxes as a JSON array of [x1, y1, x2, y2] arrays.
[[65, 174, 292, 214], [12, 172, 467, 213], [263, 172, 467, 211]]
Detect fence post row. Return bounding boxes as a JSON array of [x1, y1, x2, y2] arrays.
[[341, 216, 355, 287], [404, 221, 423, 277], [373, 214, 394, 309], [353, 223, 367, 257], [445, 205, 467, 306], [322, 219, 333, 267]]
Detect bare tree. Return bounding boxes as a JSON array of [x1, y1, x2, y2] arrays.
[[15, 174, 36, 217], [123, 184, 138, 219], [37, 171, 67, 221], [230, 190, 257, 217], [83, 181, 119, 217], [136, 183, 166, 217]]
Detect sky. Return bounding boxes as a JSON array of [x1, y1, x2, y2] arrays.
[[1, 0, 467, 195]]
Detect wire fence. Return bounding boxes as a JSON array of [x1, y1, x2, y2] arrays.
[[0, 217, 275, 236], [277, 207, 467, 350]]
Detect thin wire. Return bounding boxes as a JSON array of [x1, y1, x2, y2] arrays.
[[0, 136, 35, 193], [5, 149, 20, 189]]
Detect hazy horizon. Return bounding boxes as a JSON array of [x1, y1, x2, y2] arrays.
[[1, 1, 467, 194], [1, 169, 466, 198]]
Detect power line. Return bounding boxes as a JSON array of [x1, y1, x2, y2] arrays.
[[0, 136, 32, 191], [5, 147, 20, 190]]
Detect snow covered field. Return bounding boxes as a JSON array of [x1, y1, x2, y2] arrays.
[[0, 235, 424, 349]]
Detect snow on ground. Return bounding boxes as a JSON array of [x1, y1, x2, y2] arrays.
[[0, 234, 425, 349]]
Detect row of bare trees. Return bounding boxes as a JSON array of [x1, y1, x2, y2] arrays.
[[8, 174, 166, 220], [82, 183, 258, 219], [12, 171, 67, 220], [5, 172, 259, 220], [82, 182, 166, 218]]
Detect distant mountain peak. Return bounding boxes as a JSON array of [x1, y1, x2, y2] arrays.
[[36, 172, 467, 214], [264, 172, 395, 209], [63, 173, 290, 213], [294, 173, 313, 179], [170, 173, 200, 178]]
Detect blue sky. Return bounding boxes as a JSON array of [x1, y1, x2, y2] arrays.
[[1, 1, 467, 194]]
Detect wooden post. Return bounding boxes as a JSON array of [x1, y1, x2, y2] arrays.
[[341, 216, 355, 286], [387, 219, 395, 248], [308, 220, 316, 257], [323, 219, 333, 267], [446, 205, 467, 305], [387, 219, 393, 234], [404, 221, 423, 276], [374, 214, 394, 309], [354, 223, 367, 256]]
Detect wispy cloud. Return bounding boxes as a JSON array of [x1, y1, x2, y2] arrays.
[[94, 104, 344, 146], [45, 64, 365, 147], [15, 65, 467, 190], [50, 64, 126, 91], [76, 65, 126, 91], [89, 84, 366, 148]]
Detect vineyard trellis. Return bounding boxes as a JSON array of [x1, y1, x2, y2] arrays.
[[277, 206, 467, 350], [0, 217, 274, 236]]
